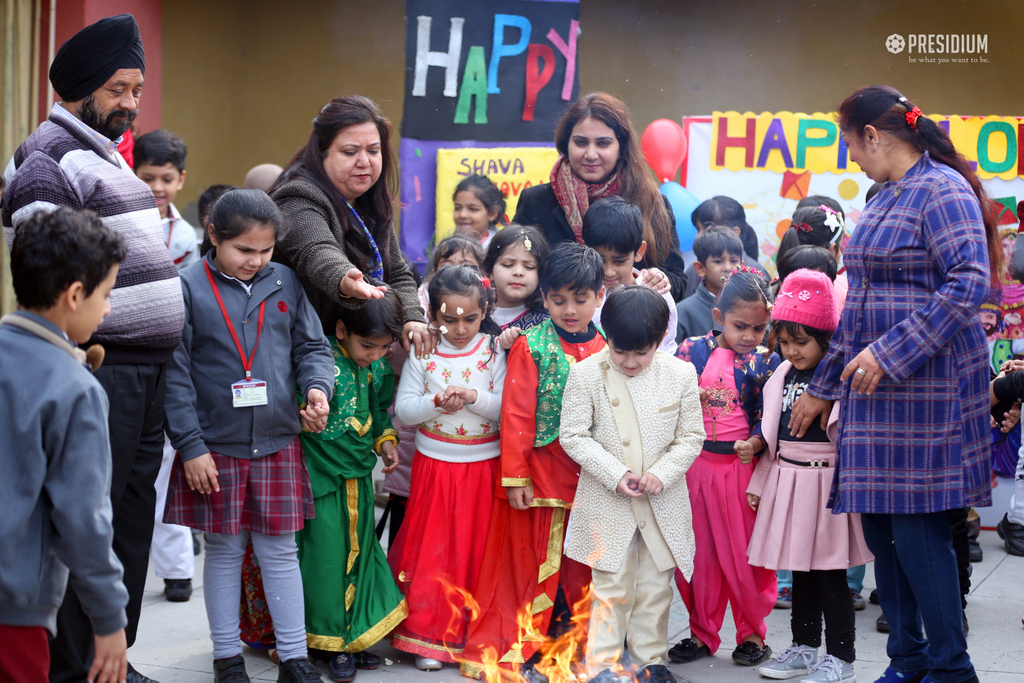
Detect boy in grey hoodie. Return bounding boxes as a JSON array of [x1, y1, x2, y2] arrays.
[[0, 208, 129, 683]]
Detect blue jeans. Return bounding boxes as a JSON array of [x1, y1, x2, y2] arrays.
[[846, 564, 865, 593], [861, 512, 975, 682]]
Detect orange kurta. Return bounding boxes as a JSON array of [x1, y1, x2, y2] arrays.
[[460, 331, 606, 678]]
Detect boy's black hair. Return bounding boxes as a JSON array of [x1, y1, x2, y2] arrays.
[[693, 225, 744, 264], [601, 285, 668, 351], [11, 207, 126, 309], [483, 224, 550, 311], [428, 233, 485, 275], [774, 319, 832, 355], [427, 263, 501, 339], [326, 288, 404, 340], [717, 268, 774, 316], [581, 196, 644, 255], [539, 242, 604, 295], [133, 129, 187, 172], [207, 189, 284, 249], [454, 174, 507, 228], [198, 184, 238, 256], [776, 245, 837, 284]]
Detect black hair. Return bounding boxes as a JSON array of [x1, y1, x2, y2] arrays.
[[776, 245, 837, 285], [428, 233, 485, 276], [133, 129, 187, 172], [601, 286, 669, 351], [581, 196, 644, 255], [693, 225, 744, 264], [691, 196, 759, 261], [539, 242, 604, 295], [777, 202, 845, 265], [327, 287, 404, 341], [838, 85, 1001, 280], [774, 319, 832, 356], [427, 264, 501, 345], [717, 268, 774, 316], [865, 182, 884, 203], [198, 184, 238, 255], [11, 207, 126, 309], [208, 189, 284, 250], [483, 224, 550, 311], [454, 174, 507, 228]]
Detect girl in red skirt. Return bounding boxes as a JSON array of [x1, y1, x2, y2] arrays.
[[672, 267, 780, 668], [391, 264, 506, 670], [164, 189, 335, 683]]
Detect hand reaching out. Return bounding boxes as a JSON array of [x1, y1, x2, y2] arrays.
[[499, 327, 522, 350], [639, 268, 671, 295]]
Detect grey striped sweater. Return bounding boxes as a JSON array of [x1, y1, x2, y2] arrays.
[[2, 106, 184, 364]]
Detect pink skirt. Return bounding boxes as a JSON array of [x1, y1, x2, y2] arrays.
[[163, 437, 314, 536], [747, 440, 873, 571]]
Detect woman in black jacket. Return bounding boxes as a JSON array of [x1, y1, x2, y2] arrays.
[[513, 92, 687, 301]]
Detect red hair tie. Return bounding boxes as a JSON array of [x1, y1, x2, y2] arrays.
[[795, 222, 814, 233], [905, 106, 923, 130], [480, 277, 492, 289]]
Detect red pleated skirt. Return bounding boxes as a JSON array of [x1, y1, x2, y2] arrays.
[[388, 452, 498, 662]]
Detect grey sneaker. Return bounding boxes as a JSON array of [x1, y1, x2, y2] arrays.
[[758, 644, 818, 679], [799, 654, 854, 683]]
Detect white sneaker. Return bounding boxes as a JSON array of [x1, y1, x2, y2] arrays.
[[758, 644, 818, 679], [415, 656, 443, 671], [800, 654, 855, 683]]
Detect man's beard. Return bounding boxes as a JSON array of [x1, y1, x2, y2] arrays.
[[77, 95, 138, 140]]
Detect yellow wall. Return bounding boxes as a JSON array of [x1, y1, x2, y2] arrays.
[[162, 0, 1022, 213]]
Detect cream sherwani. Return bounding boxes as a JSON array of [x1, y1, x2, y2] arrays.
[[560, 349, 704, 675]]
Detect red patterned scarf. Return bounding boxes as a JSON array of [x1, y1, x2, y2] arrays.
[[549, 157, 620, 243]]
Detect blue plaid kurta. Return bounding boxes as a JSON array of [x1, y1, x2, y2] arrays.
[[809, 153, 992, 514]]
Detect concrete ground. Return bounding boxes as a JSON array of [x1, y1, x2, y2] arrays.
[[130, 526, 1024, 683]]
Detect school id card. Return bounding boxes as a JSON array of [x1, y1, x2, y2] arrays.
[[232, 378, 268, 408]]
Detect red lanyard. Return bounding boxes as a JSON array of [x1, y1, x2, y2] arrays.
[[204, 261, 265, 380]]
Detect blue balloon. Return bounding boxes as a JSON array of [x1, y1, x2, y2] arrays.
[[660, 181, 700, 252]]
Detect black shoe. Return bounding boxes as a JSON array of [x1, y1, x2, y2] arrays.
[[351, 651, 379, 670], [876, 612, 889, 633], [997, 513, 1024, 556], [668, 638, 710, 663], [731, 641, 772, 666], [278, 658, 324, 683], [126, 664, 160, 683], [967, 537, 983, 562], [638, 664, 677, 682], [962, 609, 970, 636], [869, 588, 879, 604], [214, 655, 251, 683], [193, 533, 202, 556], [322, 653, 355, 682], [164, 578, 192, 602]]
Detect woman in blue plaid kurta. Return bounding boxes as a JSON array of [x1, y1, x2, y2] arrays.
[[798, 86, 993, 683]]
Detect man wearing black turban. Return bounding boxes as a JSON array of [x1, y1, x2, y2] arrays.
[[49, 13, 145, 141], [2, 13, 185, 683]]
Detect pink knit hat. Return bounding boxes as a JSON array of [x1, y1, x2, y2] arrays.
[[773, 268, 839, 332]]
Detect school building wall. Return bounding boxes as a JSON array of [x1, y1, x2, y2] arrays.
[[156, 0, 1022, 229]]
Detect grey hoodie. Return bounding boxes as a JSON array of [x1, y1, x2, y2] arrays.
[[0, 312, 128, 635]]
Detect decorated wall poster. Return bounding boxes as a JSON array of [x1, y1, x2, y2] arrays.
[[400, 0, 579, 266], [684, 111, 1024, 525], [434, 146, 561, 239]]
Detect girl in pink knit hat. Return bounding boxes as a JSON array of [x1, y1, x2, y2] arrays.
[[746, 268, 873, 683]]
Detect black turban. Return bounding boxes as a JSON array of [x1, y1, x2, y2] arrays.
[[49, 14, 145, 102]]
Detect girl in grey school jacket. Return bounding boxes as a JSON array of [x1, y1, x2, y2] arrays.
[[165, 251, 334, 464]]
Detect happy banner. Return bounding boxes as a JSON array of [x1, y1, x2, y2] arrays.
[[711, 111, 1024, 179]]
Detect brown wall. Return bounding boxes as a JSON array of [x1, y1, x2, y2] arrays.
[[162, 0, 1022, 212]]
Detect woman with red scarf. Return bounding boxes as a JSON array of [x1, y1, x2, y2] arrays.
[[513, 92, 687, 301]]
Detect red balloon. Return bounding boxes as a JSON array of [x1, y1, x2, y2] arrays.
[[641, 119, 688, 183]]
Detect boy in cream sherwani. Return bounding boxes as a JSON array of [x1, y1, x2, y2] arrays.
[[560, 286, 705, 683]]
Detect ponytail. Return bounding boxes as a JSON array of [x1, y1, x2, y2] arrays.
[[838, 85, 1001, 282]]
